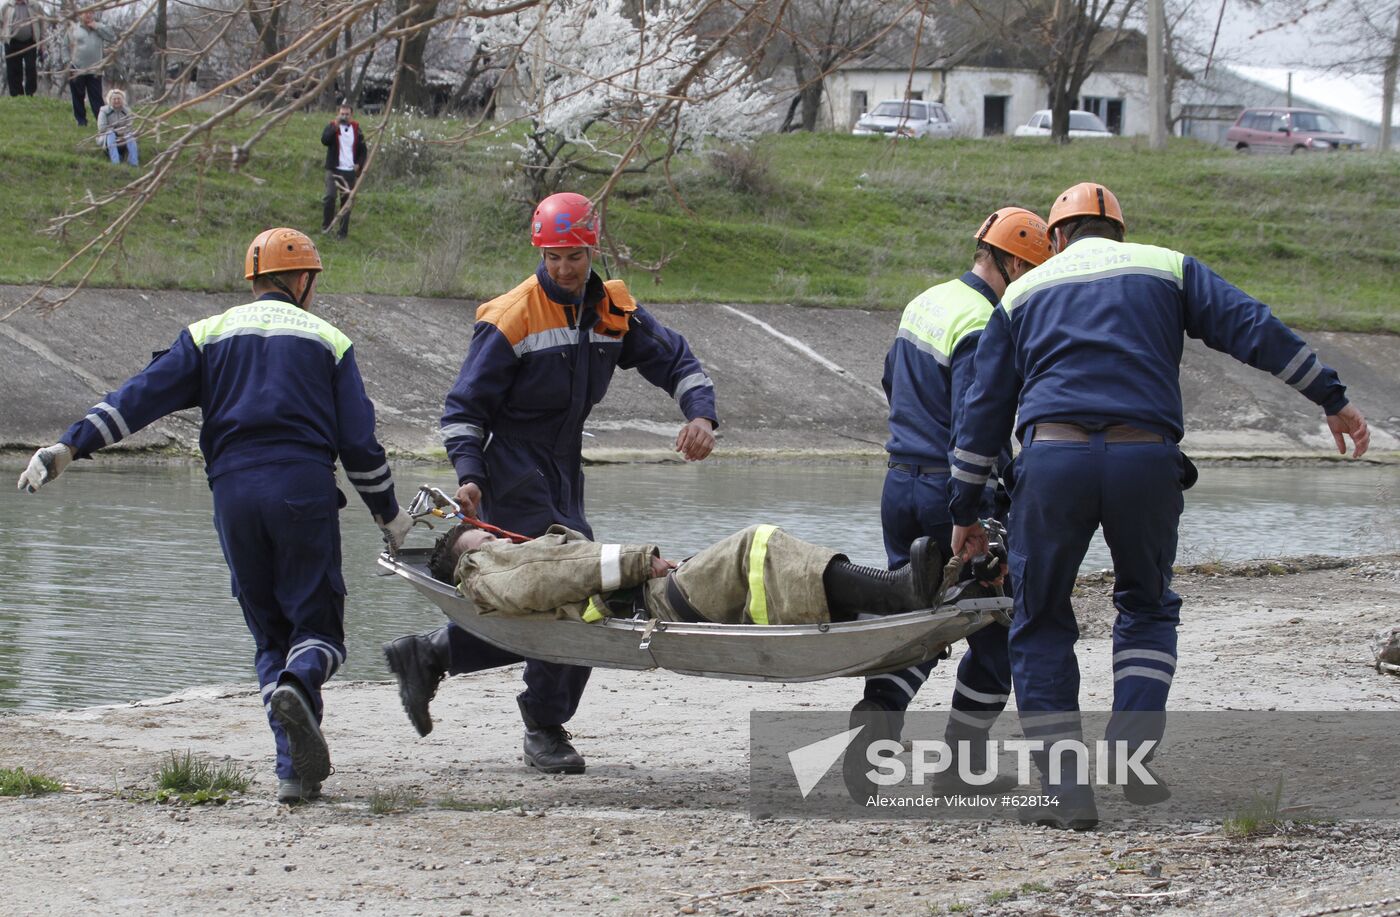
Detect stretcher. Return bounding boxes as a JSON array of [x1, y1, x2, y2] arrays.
[[376, 486, 1011, 682]]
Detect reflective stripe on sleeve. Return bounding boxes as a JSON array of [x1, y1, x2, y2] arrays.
[[673, 372, 713, 403], [1291, 360, 1323, 392], [951, 467, 990, 485], [353, 478, 394, 494], [1274, 345, 1314, 384], [94, 402, 131, 438], [83, 411, 116, 446], [440, 422, 484, 443], [953, 448, 996, 468], [745, 524, 779, 626], [598, 544, 622, 592], [346, 462, 390, 481]]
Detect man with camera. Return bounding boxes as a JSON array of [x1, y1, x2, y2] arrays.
[[320, 102, 366, 239]]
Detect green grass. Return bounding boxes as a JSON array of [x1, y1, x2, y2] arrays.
[[367, 786, 423, 814], [153, 750, 251, 805], [1222, 776, 1314, 837], [5, 96, 1399, 331], [0, 765, 64, 796]]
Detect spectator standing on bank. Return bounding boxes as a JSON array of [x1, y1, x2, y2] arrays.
[[320, 103, 365, 238], [67, 9, 113, 126], [97, 87, 137, 166], [1, 0, 47, 97]]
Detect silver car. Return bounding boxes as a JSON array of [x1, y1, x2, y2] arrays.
[[1014, 109, 1113, 138], [852, 99, 956, 139]]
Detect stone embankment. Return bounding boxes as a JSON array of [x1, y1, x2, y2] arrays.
[[2, 285, 1397, 460]]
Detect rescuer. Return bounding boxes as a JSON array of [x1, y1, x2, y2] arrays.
[[949, 183, 1368, 829], [382, 192, 719, 774], [845, 207, 1052, 801], [18, 227, 411, 803]]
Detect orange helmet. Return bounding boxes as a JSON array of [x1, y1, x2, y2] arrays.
[[974, 207, 1053, 266], [1047, 182, 1125, 234], [244, 227, 323, 279], [531, 192, 599, 248]]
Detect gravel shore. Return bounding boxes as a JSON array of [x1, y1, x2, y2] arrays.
[[3, 555, 1399, 916]]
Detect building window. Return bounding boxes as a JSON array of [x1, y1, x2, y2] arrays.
[[905, 90, 923, 100], [1081, 96, 1124, 134]]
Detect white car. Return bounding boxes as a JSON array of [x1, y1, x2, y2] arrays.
[[1014, 109, 1113, 138], [852, 99, 957, 139]]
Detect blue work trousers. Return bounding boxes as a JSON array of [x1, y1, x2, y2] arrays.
[[1007, 435, 1184, 757], [212, 461, 346, 780], [865, 467, 1011, 732], [443, 434, 592, 727]]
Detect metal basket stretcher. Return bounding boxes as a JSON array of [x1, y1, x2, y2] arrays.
[[377, 487, 1011, 683]]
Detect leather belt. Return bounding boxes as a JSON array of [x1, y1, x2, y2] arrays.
[[887, 461, 951, 475], [1032, 422, 1164, 444], [664, 572, 705, 623]]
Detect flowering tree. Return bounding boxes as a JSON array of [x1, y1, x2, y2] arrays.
[[474, 0, 776, 200]]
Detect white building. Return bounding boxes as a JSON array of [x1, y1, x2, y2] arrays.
[[822, 26, 1154, 137]]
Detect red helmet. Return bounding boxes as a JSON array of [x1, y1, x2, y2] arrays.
[[531, 192, 599, 248]]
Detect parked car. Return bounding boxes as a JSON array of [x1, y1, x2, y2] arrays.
[[1014, 109, 1113, 138], [1224, 107, 1363, 153], [852, 99, 956, 139]]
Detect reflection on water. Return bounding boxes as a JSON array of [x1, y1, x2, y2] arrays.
[[0, 461, 1395, 712]]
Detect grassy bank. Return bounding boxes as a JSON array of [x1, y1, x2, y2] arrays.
[[4, 96, 1398, 331]]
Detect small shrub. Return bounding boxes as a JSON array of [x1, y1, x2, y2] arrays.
[[708, 143, 775, 197], [154, 750, 251, 805], [0, 766, 64, 796], [1223, 776, 1295, 837]]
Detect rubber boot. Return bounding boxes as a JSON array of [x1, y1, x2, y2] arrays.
[[518, 695, 586, 775], [824, 536, 940, 618], [842, 699, 904, 804], [382, 625, 451, 737]]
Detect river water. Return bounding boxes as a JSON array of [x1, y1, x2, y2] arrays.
[[1, 461, 1396, 712]]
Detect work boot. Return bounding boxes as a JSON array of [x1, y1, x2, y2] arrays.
[[843, 699, 904, 804], [382, 626, 452, 737], [517, 695, 586, 774], [824, 536, 940, 618], [276, 777, 323, 804], [1018, 780, 1099, 831], [1119, 760, 1172, 806], [269, 682, 331, 784], [930, 731, 1019, 795]]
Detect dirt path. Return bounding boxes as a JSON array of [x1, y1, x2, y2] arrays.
[[3, 557, 1399, 916]]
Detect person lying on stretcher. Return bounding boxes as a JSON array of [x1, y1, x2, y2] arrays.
[[427, 521, 999, 625]]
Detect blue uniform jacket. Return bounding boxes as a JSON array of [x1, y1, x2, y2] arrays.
[[948, 237, 1349, 525], [440, 264, 716, 531], [885, 271, 1010, 472], [59, 293, 399, 519]]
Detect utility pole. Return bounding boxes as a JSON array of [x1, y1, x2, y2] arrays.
[[1382, 0, 1400, 152], [1148, 0, 1167, 149]]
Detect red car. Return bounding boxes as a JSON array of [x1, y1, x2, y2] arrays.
[[1225, 107, 1363, 153]]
